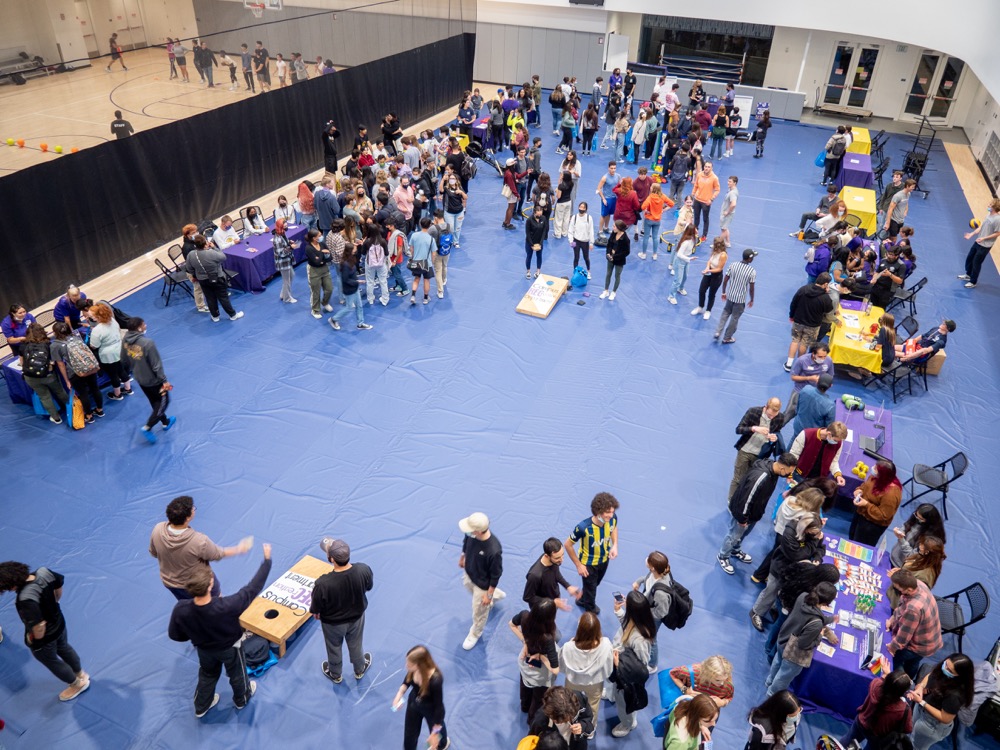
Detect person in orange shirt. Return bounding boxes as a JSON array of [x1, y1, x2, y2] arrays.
[[691, 162, 720, 242], [638, 183, 672, 260]]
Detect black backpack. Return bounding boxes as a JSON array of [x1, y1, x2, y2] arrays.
[[461, 154, 477, 181], [649, 578, 694, 630], [22, 342, 51, 378], [242, 634, 271, 666], [831, 138, 847, 157]]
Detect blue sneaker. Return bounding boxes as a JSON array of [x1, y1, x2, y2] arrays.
[[141, 427, 157, 444], [163, 416, 177, 431]]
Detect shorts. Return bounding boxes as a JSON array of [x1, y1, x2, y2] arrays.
[[600, 196, 617, 218], [411, 265, 434, 279], [719, 213, 734, 230], [889, 219, 903, 237], [175, 56, 186, 66], [790, 323, 821, 346]]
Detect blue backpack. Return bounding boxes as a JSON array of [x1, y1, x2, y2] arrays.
[[437, 231, 454, 256], [570, 266, 589, 287]]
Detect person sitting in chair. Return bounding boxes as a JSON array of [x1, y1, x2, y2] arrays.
[[244, 207, 267, 235], [896, 319, 955, 363], [212, 216, 240, 248]]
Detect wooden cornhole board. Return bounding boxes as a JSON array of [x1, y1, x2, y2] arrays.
[[516, 274, 569, 318], [240, 554, 332, 657]]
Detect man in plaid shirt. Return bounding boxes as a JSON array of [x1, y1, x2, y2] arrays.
[[886, 569, 943, 678]]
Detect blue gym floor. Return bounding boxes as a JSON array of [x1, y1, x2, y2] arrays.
[[1, 107, 999, 750]]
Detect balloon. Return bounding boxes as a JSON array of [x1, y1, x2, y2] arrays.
[[39, 142, 48, 152], [16, 139, 24, 148], [54, 145, 63, 153]]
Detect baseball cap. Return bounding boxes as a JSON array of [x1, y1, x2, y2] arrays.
[[458, 512, 490, 534], [742, 248, 758, 260], [817, 373, 834, 389], [320, 538, 351, 564], [506, 158, 516, 167]]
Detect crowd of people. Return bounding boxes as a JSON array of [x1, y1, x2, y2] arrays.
[[0, 65, 991, 750]]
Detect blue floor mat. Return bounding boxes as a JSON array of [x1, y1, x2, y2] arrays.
[[1, 113, 999, 750]]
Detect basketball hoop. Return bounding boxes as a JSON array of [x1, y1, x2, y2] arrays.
[[249, 2, 264, 18]]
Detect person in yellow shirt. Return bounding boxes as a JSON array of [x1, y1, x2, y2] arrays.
[[691, 162, 720, 242]]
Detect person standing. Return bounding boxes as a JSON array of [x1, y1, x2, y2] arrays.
[[239, 43, 254, 92], [166, 37, 177, 79], [564, 492, 620, 615], [168, 544, 271, 717], [122, 317, 176, 444], [959, 198, 1000, 289], [785, 342, 833, 423], [753, 111, 772, 158], [560, 612, 614, 728], [328, 243, 371, 331], [718, 453, 798, 575], [668, 224, 698, 305], [252, 40, 270, 92], [691, 161, 720, 242], [197, 41, 218, 87], [595, 161, 620, 236], [729, 398, 785, 500], [525, 204, 546, 279], [272, 218, 299, 303], [19, 323, 68, 424], [907, 654, 974, 750], [0, 562, 90, 702], [523, 538, 581, 611], [567, 202, 594, 278], [457, 512, 505, 650], [392, 645, 449, 750], [691, 236, 727, 320], [599, 220, 630, 301], [839, 668, 914, 749], [322, 121, 341, 178], [821, 126, 848, 185], [609, 591, 656, 737], [292, 52, 308, 84], [713, 248, 757, 343], [791, 373, 835, 437], [106, 33, 126, 71], [149, 495, 253, 600], [408, 217, 436, 305], [110, 110, 134, 139], [718, 176, 738, 248], [765, 582, 839, 695], [310, 538, 373, 684], [302, 228, 334, 320], [638, 182, 668, 260], [886, 569, 943, 678], [882, 179, 916, 242], [183, 235, 243, 322], [783, 274, 834, 371]]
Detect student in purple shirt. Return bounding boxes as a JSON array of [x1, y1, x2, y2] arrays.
[[1, 304, 36, 355], [54, 285, 87, 329], [785, 342, 833, 424]]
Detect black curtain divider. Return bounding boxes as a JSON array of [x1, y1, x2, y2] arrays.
[[0, 33, 474, 309]]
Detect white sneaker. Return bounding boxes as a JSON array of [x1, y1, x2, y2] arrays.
[[585, 270, 591, 279], [703, 310, 711, 320], [599, 290, 609, 299], [492, 588, 506, 600], [652, 254, 658, 260], [691, 307, 703, 315], [965, 282, 976, 288], [679, 289, 687, 296], [789, 231, 801, 237], [462, 633, 479, 650], [323, 304, 334, 312], [957, 274, 971, 280], [637, 252, 647, 259], [609, 291, 616, 301], [229, 311, 244, 320], [668, 296, 677, 305], [195, 693, 220, 717], [311, 312, 322, 319], [670, 267, 675, 275]]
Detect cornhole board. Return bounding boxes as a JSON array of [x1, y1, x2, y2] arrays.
[[240, 554, 332, 657], [515, 274, 569, 319]]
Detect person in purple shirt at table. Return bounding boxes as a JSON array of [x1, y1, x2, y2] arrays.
[[1, 304, 36, 355], [784, 342, 832, 424], [54, 286, 87, 329]]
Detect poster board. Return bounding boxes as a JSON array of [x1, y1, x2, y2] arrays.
[[604, 33, 629, 74], [733, 94, 754, 117], [515, 274, 569, 319]]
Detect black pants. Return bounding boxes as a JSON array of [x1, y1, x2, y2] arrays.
[[645, 133, 658, 159], [560, 126, 574, 150], [140, 383, 170, 429], [752, 532, 782, 582], [579, 559, 609, 611], [194, 644, 253, 713], [243, 70, 255, 91], [520, 676, 548, 724], [698, 272, 723, 310], [403, 698, 449, 750], [201, 279, 236, 317], [823, 157, 841, 184], [31, 627, 82, 684], [99, 359, 129, 390], [849, 514, 888, 546], [70, 373, 103, 415], [489, 123, 503, 150], [693, 199, 711, 237], [573, 241, 591, 270]]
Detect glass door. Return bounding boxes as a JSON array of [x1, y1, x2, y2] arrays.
[[904, 54, 940, 116], [929, 57, 964, 119], [903, 54, 965, 123], [824, 45, 880, 108]]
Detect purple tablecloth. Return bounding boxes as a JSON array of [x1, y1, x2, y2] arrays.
[[792, 533, 893, 721], [836, 153, 875, 191], [223, 224, 308, 293], [835, 400, 894, 499]]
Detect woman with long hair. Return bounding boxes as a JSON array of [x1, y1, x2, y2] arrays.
[[638, 182, 668, 260], [632, 550, 673, 669], [600, 219, 631, 301], [557, 105, 575, 154], [745, 690, 801, 750], [908, 654, 974, 750], [754, 110, 772, 158], [560, 611, 613, 726], [766, 581, 838, 696], [752, 487, 826, 599], [751, 513, 826, 632], [709, 108, 728, 160], [663, 693, 718, 749], [612, 176, 640, 231], [692, 236, 727, 319], [559, 150, 582, 206], [609, 590, 656, 737], [888, 535, 946, 609], [19, 322, 68, 424], [816, 200, 848, 237], [890, 503, 946, 567], [581, 103, 599, 156], [629, 109, 649, 164], [849, 459, 903, 545], [303, 228, 333, 319], [271, 217, 299, 304], [668, 655, 735, 708], [88, 302, 132, 400], [392, 645, 448, 750], [297, 180, 317, 231], [841, 668, 913, 749], [531, 172, 555, 239], [765, 562, 840, 662], [51, 321, 103, 423], [553, 171, 575, 239], [510, 598, 560, 724], [668, 224, 698, 304]]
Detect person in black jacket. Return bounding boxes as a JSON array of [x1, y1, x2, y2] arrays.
[[718, 453, 797, 575], [310, 538, 373, 684], [750, 514, 825, 630], [600, 219, 630, 300], [529, 685, 595, 749], [392, 645, 448, 750], [784, 272, 833, 371], [168, 544, 272, 717], [525, 205, 547, 279], [729, 398, 786, 499], [523, 538, 581, 611], [322, 121, 340, 177]]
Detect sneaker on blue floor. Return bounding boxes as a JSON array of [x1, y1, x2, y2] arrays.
[[717, 555, 734, 575], [750, 611, 764, 632], [355, 652, 372, 680], [163, 416, 177, 431], [141, 427, 157, 444], [733, 550, 753, 564], [195, 693, 219, 718], [235, 681, 256, 709], [322, 661, 342, 683]]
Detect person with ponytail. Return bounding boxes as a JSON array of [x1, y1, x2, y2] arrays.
[[849, 459, 903, 546], [840, 668, 913, 749], [765, 581, 838, 696]]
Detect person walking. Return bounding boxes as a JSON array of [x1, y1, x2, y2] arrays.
[[958, 198, 1000, 288], [310, 538, 373, 684], [691, 237, 727, 319], [328, 243, 372, 331], [183, 236, 244, 322], [457, 512, 505, 650], [149, 495, 253, 600], [0, 561, 90, 702], [599, 220, 630, 301], [668, 224, 698, 305], [272, 218, 299, 303], [713, 248, 757, 343], [106, 33, 127, 71], [691, 161, 720, 242], [565, 492, 620, 614], [122, 317, 176, 444], [821, 126, 848, 186], [168, 544, 271, 717], [392, 645, 450, 750]]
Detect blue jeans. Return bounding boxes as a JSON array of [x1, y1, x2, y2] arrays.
[[551, 109, 561, 131], [719, 515, 756, 558], [331, 262, 345, 302], [893, 647, 924, 679], [710, 135, 724, 158], [641, 219, 660, 254], [670, 257, 689, 295], [389, 263, 408, 292], [764, 608, 788, 662], [300, 212, 318, 232], [332, 291, 364, 325], [445, 210, 465, 243], [912, 704, 953, 750], [765, 651, 803, 696], [614, 133, 625, 160], [204, 64, 214, 86]]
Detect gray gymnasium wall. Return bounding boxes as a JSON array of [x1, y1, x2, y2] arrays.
[[192, 0, 473, 68], [473, 22, 606, 89]]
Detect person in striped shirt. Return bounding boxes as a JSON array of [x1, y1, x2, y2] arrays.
[[713, 248, 757, 344], [564, 493, 620, 615]]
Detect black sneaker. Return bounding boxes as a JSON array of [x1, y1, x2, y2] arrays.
[[782, 361, 792, 372], [84, 414, 95, 424], [107, 392, 124, 401], [94, 409, 106, 418], [235, 681, 256, 709], [122, 389, 135, 396], [355, 652, 372, 680], [322, 661, 342, 683], [329, 319, 341, 331], [750, 611, 764, 632], [49, 415, 63, 425], [357, 323, 373, 330]]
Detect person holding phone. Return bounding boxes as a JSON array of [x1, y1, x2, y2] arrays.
[[392, 645, 448, 750], [528, 686, 594, 749], [510, 599, 560, 724], [609, 591, 655, 737]]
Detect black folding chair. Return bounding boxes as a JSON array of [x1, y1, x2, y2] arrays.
[[895, 315, 919, 341], [230, 217, 246, 238], [936, 583, 990, 654], [844, 214, 863, 229], [861, 360, 912, 403], [901, 451, 969, 520], [886, 276, 927, 317], [167, 244, 186, 272], [155, 258, 193, 305]]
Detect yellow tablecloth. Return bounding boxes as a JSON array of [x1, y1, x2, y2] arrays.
[[839, 186, 877, 233], [456, 133, 470, 151], [830, 303, 885, 373], [847, 127, 871, 155]]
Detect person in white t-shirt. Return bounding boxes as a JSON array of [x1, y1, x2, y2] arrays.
[[274, 53, 288, 87], [212, 216, 240, 248]]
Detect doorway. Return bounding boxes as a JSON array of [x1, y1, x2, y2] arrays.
[[901, 53, 965, 124], [823, 44, 880, 109]]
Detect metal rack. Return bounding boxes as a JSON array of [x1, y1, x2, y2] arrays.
[[901, 116, 936, 199]]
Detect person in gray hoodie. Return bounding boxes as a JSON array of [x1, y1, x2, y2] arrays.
[[765, 581, 838, 696], [182, 235, 244, 322], [122, 317, 175, 444]]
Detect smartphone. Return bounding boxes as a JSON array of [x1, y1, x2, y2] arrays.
[[613, 591, 625, 605]]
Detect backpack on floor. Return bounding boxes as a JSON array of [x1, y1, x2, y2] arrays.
[[570, 266, 588, 287], [22, 342, 51, 378], [68, 391, 85, 430], [64, 336, 100, 377]]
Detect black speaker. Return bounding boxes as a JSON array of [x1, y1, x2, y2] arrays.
[[569, 0, 605, 6]]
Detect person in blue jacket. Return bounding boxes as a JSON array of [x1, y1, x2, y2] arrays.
[[792, 373, 836, 437]]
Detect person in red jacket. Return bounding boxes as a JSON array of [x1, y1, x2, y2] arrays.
[[502, 159, 528, 230], [840, 669, 914, 748], [612, 177, 641, 233], [788, 423, 847, 487]]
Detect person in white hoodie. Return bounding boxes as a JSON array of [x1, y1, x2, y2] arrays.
[[567, 202, 595, 278], [560, 611, 614, 733]]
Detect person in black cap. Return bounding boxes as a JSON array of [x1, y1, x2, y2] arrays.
[[714, 248, 757, 344], [310, 537, 373, 684]]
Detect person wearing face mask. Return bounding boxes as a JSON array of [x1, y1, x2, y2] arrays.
[[907, 654, 974, 750], [243, 206, 267, 235], [393, 176, 415, 234], [886, 569, 943, 679], [787, 421, 847, 487], [122, 317, 175, 444], [1, 304, 36, 356], [746, 690, 801, 750], [750, 514, 825, 632], [784, 342, 832, 423], [662, 693, 719, 749], [567, 202, 594, 279], [849, 459, 903, 546], [273, 195, 295, 225], [766, 581, 839, 695], [456, 513, 504, 651]]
